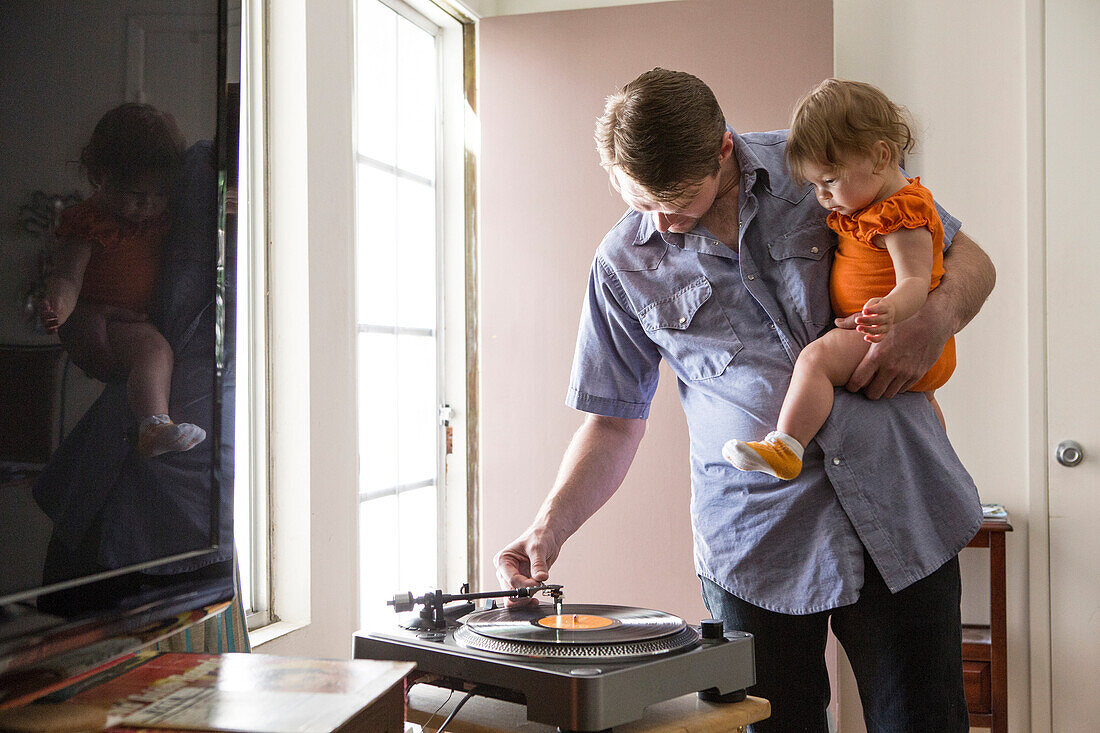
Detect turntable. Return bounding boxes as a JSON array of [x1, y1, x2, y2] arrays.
[[353, 584, 755, 732]]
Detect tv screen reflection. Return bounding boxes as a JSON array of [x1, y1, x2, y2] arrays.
[[0, 0, 233, 618]]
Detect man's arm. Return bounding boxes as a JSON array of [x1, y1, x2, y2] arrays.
[[494, 413, 646, 593], [845, 230, 995, 398]]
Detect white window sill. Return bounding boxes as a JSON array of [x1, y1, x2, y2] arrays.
[[248, 620, 308, 649]]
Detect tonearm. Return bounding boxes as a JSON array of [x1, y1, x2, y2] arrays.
[[389, 583, 565, 630]]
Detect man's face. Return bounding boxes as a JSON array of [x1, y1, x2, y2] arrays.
[[611, 167, 720, 234]]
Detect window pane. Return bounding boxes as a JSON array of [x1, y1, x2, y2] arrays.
[[358, 334, 398, 494], [356, 0, 396, 166], [397, 485, 437, 589], [359, 485, 436, 630], [357, 332, 436, 493], [395, 15, 435, 180], [395, 177, 436, 330], [360, 494, 398, 627], [356, 162, 398, 325], [396, 334, 436, 482]]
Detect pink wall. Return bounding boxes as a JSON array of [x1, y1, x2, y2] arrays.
[[478, 0, 833, 621]]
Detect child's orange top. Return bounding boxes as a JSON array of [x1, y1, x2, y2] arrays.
[[826, 177, 954, 392], [55, 197, 169, 313]]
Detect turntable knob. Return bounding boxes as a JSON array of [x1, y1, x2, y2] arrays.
[[700, 619, 725, 641]]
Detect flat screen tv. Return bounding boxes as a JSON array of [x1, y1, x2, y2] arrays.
[[0, 0, 240, 707]]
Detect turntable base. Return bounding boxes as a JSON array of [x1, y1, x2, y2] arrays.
[[407, 685, 770, 732]]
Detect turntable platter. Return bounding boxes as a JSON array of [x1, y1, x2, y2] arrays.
[[454, 604, 699, 659]]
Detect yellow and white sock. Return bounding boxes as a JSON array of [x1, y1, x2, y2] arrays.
[[722, 431, 805, 480]]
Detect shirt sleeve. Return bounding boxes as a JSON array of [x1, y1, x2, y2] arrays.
[[566, 256, 662, 419], [935, 199, 961, 249]]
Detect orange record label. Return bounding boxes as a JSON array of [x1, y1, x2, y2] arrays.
[[536, 614, 616, 630]]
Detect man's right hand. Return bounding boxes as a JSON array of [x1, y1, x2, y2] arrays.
[[493, 524, 561, 607]]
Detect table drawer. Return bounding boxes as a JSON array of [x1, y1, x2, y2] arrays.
[[963, 660, 991, 714]]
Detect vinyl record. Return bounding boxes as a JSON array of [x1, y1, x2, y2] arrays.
[[463, 604, 686, 645]]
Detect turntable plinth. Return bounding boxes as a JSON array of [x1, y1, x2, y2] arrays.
[[406, 686, 770, 732]]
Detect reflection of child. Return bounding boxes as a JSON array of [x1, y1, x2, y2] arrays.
[[37, 103, 205, 458], [723, 79, 954, 480]]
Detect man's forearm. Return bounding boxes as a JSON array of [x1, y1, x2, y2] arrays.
[[533, 414, 646, 542], [924, 230, 996, 335]]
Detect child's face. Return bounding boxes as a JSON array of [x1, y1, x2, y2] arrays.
[[101, 173, 170, 224], [801, 154, 888, 217]]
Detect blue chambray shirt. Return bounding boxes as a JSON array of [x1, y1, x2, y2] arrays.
[[567, 128, 983, 614]]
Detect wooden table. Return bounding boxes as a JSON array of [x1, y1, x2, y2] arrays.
[[963, 517, 1013, 733], [0, 652, 414, 733], [406, 684, 770, 732]]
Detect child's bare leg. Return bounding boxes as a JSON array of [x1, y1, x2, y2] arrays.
[[778, 328, 873, 447], [56, 300, 125, 382], [105, 318, 206, 458], [724, 328, 870, 479], [926, 391, 946, 431], [104, 318, 173, 419]]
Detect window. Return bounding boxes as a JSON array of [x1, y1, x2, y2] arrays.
[[354, 0, 470, 629]]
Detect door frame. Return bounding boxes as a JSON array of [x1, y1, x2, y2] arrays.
[[1027, 0, 1051, 729]]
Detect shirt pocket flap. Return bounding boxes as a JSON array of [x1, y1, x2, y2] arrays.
[[638, 277, 712, 332], [769, 223, 833, 260]]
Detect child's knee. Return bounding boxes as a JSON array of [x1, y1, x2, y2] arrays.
[[795, 338, 830, 376]]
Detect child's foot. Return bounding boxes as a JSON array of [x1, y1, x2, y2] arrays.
[[137, 414, 206, 458], [723, 431, 805, 480]]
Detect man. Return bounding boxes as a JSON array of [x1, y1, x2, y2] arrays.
[[494, 69, 994, 732]]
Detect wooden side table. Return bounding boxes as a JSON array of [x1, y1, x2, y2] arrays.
[[963, 517, 1012, 733]]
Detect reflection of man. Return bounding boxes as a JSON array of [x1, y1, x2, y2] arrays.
[[494, 69, 993, 731]]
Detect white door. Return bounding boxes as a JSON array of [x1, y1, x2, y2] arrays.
[[1046, 1, 1100, 729]]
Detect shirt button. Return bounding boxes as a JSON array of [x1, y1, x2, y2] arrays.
[[746, 274, 755, 281], [832, 457, 841, 465], [738, 220, 743, 227], [678, 317, 686, 324], [811, 246, 819, 254]]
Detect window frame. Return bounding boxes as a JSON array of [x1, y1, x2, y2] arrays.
[[352, 0, 476, 624]]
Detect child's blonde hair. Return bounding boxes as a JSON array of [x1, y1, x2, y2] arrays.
[[786, 78, 915, 183]]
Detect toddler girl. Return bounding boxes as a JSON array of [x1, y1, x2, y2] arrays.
[[723, 78, 954, 480], [38, 103, 206, 458]]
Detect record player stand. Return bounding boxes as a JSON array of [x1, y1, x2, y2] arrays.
[[406, 685, 770, 732]]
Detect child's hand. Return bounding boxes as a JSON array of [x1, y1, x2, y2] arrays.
[[854, 297, 896, 343], [38, 277, 80, 333]]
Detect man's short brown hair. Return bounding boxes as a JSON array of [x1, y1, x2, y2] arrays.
[[594, 68, 726, 203]]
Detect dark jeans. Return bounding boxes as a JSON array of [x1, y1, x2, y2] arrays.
[[700, 551, 968, 733]]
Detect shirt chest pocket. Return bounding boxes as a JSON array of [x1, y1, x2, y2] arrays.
[[637, 277, 743, 381], [768, 222, 835, 329]]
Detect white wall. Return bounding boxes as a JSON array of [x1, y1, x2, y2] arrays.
[[252, 0, 360, 660], [833, 2, 1036, 731]]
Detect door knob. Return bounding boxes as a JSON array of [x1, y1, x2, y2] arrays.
[[1056, 440, 1084, 467]]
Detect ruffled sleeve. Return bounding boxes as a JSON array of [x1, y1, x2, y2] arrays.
[[55, 198, 124, 253], [827, 178, 938, 247]]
